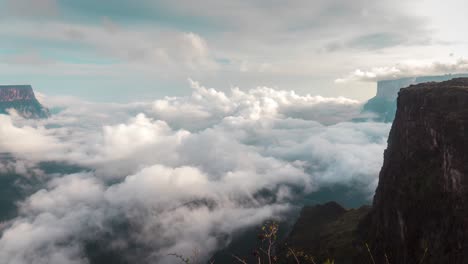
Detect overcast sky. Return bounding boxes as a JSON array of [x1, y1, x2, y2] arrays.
[[0, 0, 467, 101]]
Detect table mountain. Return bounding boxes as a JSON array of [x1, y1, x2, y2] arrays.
[[0, 85, 50, 118], [362, 73, 468, 122]]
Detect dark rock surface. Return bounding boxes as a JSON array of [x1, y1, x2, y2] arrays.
[[286, 78, 468, 264], [361, 78, 468, 264], [0, 85, 49, 118]]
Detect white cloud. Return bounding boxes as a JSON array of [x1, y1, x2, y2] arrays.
[[0, 0, 467, 102], [336, 58, 468, 82], [1, 169, 291, 264], [100, 114, 184, 159], [0, 115, 64, 159], [0, 21, 219, 82], [151, 79, 361, 130], [0, 82, 391, 263], [1, 173, 105, 264], [2, 0, 456, 101]]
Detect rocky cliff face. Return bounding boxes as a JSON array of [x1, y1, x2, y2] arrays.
[[362, 73, 468, 122], [0, 85, 49, 118], [286, 78, 468, 264], [361, 78, 468, 264]]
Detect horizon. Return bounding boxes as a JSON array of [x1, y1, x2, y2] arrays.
[[4, 70, 468, 103]]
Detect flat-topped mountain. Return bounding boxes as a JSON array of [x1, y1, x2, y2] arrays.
[[362, 73, 468, 122], [0, 85, 49, 118]]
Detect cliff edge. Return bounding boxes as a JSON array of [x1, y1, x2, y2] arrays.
[[286, 78, 468, 263], [360, 78, 468, 263]]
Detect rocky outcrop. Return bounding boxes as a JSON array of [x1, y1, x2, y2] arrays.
[[0, 85, 49, 118], [286, 78, 468, 264], [283, 202, 370, 263], [360, 78, 468, 264], [362, 73, 468, 122]]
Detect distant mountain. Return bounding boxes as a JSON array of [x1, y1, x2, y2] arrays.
[[0, 85, 50, 118], [362, 73, 468, 122]]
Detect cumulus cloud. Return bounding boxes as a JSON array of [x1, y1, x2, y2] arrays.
[[0, 169, 291, 264], [0, 82, 390, 263], [335, 58, 468, 82], [0, 21, 219, 76], [0, 115, 64, 158], [151, 79, 361, 130]]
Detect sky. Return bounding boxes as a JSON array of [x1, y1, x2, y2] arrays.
[[1, 0, 468, 101]]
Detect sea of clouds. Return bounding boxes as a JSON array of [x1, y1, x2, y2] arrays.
[[0, 81, 391, 264]]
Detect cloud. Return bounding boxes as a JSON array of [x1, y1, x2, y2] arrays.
[[150, 79, 361, 130], [0, 169, 291, 264], [3, 0, 58, 18], [335, 58, 468, 82], [0, 20, 219, 77], [324, 32, 432, 52], [0, 173, 105, 264], [1, 52, 54, 66], [0, 115, 64, 159], [0, 158, 45, 178], [0, 82, 390, 263], [1, 0, 451, 102]]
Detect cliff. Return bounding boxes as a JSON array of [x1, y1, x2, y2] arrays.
[[286, 78, 468, 264], [362, 73, 468, 122], [0, 85, 50, 118], [360, 78, 468, 263]]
